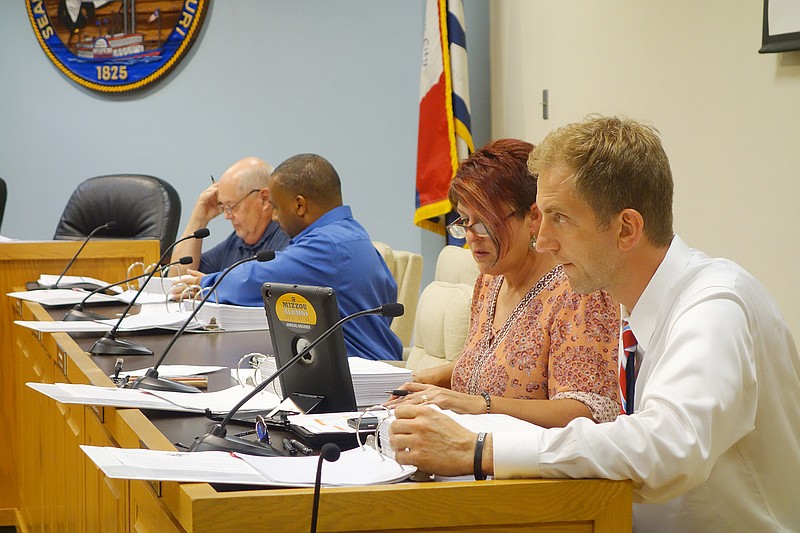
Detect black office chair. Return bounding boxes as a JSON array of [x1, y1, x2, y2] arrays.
[[53, 174, 181, 261], [0, 176, 6, 234]]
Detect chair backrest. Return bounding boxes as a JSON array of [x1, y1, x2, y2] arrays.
[[373, 241, 423, 348], [405, 245, 480, 371], [53, 174, 181, 260], [0, 176, 6, 234]]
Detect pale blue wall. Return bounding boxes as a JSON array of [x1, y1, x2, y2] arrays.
[[0, 1, 489, 285]]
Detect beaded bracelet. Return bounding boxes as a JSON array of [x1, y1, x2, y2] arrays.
[[474, 432, 487, 480], [480, 391, 491, 414]]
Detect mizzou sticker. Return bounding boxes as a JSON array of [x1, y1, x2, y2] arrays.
[[274, 293, 318, 333], [27, 0, 208, 93]]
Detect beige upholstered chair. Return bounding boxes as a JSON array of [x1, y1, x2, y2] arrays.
[[373, 242, 424, 348], [405, 245, 480, 372]]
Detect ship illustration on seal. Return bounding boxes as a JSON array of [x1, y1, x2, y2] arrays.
[[61, 0, 162, 61]]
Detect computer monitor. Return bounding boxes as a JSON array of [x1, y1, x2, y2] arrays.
[[260, 282, 357, 414]]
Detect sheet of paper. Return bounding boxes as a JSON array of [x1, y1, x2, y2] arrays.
[[14, 308, 197, 333], [27, 382, 281, 414], [80, 446, 267, 485], [240, 446, 416, 486], [287, 411, 390, 434], [7, 289, 121, 307], [81, 445, 415, 487], [37, 274, 115, 289]]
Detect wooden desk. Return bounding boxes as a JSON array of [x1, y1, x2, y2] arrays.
[[0, 239, 159, 525], [7, 252, 632, 531]]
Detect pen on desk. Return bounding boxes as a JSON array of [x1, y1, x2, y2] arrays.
[[289, 439, 313, 456], [171, 376, 208, 389], [385, 389, 410, 397], [282, 438, 298, 456]]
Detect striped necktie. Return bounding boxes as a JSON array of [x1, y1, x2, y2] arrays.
[[619, 321, 637, 415]]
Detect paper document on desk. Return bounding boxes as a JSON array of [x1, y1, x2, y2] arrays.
[[7, 289, 122, 307], [36, 274, 115, 291], [27, 382, 281, 414], [14, 307, 197, 333], [80, 445, 415, 487]]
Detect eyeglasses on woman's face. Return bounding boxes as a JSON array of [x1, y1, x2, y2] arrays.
[[446, 208, 526, 240], [218, 189, 260, 216], [446, 217, 490, 239]]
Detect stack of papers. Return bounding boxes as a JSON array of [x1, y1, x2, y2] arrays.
[[347, 357, 413, 407], [81, 444, 415, 487], [182, 301, 268, 331], [258, 356, 411, 408], [27, 382, 281, 414]]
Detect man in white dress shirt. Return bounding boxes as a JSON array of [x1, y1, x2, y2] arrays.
[[389, 116, 800, 532]]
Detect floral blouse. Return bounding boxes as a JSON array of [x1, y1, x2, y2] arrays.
[[451, 265, 621, 423]]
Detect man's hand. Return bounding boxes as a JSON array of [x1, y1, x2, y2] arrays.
[[192, 182, 223, 224], [389, 404, 489, 477], [169, 269, 205, 300]]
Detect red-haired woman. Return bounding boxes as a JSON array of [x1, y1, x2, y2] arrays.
[[388, 139, 620, 427]]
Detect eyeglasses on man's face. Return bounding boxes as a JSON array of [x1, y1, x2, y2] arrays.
[[219, 189, 260, 216]]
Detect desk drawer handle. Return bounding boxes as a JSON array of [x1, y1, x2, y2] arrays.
[[90, 405, 105, 423], [55, 344, 67, 376]]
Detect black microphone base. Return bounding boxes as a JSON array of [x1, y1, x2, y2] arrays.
[[129, 374, 202, 394], [189, 430, 282, 457], [88, 335, 153, 356], [62, 307, 111, 321]]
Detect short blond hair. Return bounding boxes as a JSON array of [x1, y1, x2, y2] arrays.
[[528, 115, 673, 246]]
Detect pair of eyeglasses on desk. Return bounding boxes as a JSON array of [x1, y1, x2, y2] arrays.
[[175, 413, 274, 451], [231, 414, 270, 443]]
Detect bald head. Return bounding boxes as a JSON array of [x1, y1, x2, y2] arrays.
[[219, 156, 274, 194]]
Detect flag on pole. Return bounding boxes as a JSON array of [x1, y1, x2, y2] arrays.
[[414, 0, 474, 238]]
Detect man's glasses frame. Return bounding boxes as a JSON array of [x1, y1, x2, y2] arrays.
[[219, 189, 260, 216]]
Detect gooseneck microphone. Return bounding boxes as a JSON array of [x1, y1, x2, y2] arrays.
[[27, 221, 117, 291], [62, 256, 193, 321], [310, 442, 341, 533], [188, 303, 404, 456], [88, 228, 210, 356], [129, 250, 276, 393]]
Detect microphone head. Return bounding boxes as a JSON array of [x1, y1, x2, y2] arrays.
[[178, 256, 193, 265], [379, 303, 404, 318], [104, 221, 118, 231], [193, 228, 211, 239], [255, 250, 276, 262], [319, 443, 341, 462]]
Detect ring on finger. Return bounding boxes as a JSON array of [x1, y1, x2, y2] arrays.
[[421, 394, 428, 402]]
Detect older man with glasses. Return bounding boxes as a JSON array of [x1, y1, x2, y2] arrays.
[[169, 156, 290, 279]]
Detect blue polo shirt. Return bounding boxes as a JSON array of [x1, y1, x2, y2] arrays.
[[199, 220, 289, 273], [200, 205, 402, 361]]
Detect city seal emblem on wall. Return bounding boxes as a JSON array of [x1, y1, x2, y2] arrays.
[[27, 0, 208, 93]]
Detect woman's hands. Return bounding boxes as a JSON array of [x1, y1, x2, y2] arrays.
[[385, 382, 487, 415]]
